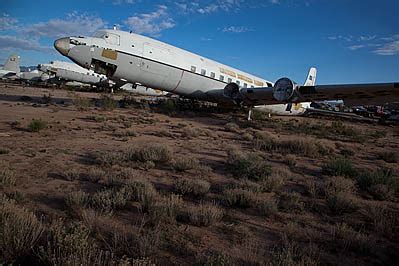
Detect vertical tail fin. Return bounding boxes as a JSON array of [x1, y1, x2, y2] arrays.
[[304, 67, 317, 86], [3, 54, 20, 74]]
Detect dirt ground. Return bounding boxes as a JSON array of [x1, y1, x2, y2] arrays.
[[0, 82, 398, 265]]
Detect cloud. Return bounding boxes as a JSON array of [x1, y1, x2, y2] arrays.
[[124, 5, 175, 36], [374, 40, 399, 55], [21, 12, 106, 38], [222, 26, 253, 33], [348, 45, 366, 51], [112, 0, 137, 4], [0, 13, 18, 31], [0, 35, 53, 53]]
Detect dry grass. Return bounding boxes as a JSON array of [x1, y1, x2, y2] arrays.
[[186, 202, 223, 226], [330, 223, 374, 255], [356, 168, 398, 200], [90, 187, 131, 214], [125, 179, 158, 212], [224, 122, 240, 133], [148, 194, 183, 225], [254, 132, 332, 158], [322, 157, 357, 178], [0, 196, 44, 263], [223, 188, 259, 208], [0, 168, 16, 187], [364, 205, 398, 239], [72, 95, 93, 111], [259, 171, 285, 192], [65, 191, 89, 209], [172, 156, 200, 172], [257, 199, 278, 217], [376, 151, 398, 163], [181, 127, 201, 138], [175, 177, 210, 197]]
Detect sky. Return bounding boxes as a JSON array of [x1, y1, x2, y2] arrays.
[[0, 0, 398, 84]]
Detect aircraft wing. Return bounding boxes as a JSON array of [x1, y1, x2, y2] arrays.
[[240, 82, 399, 107]]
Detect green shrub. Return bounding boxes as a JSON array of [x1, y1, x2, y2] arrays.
[[227, 150, 272, 181], [322, 158, 357, 178], [28, 119, 47, 132], [175, 178, 210, 197]]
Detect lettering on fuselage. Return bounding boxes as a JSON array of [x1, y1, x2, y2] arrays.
[[102, 49, 118, 60], [220, 68, 237, 78]]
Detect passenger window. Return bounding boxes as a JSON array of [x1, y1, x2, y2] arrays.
[[236, 80, 240, 85], [228, 78, 232, 83], [251, 85, 255, 88], [201, 69, 206, 76], [267, 82, 273, 87], [210, 72, 215, 78], [244, 83, 248, 88], [191, 66, 196, 73], [219, 75, 225, 81]]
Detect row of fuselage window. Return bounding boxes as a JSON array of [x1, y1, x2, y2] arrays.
[[190, 66, 272, 88]]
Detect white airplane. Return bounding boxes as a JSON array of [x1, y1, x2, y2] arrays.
[[38, 60, 166, 96], [0, 54, 20, 78], [53, 29, 399, 117]]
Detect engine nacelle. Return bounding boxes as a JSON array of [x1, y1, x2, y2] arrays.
[[223, 82, 243, 104], [273, 77, 300, 102]]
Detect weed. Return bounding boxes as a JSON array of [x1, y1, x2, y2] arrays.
[[28, 119, 47, 132], [72, 96, 93, 111], [175, 177, 210, 197]]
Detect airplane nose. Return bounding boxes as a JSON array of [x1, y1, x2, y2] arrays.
[[54, 37, 70, 56]]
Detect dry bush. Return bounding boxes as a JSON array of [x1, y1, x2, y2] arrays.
[[125, 144, 173, 164], [39, 220, 114, 265], [28, 119, 47, 132], [223, 188, 259, 208], [224, 122, 240, 133], [356, 168, 398, 201], [227, 149, 272, 181], [0, 168, 16, 187], [270, 236, 319, 266], [330, 223, 374, 255], [62, 168, 81, 181], [364, 205, 398, 239], [98, 151, 126, 166], [186, 202, 223, 226], [322, 176, 355, 196], [325, 193, 357, 215], [85, 168, 106, 183], [278, 192, 304, 213], [0, 196, 43, 263], [242, 132, 254, 141], [376, 151, 398, 163], [254, 132, 331, 158], [91, 188, 131, 214], [148, 194, 183, 224], [259, 171, 285, 192], [257, 199, 278, 217], [305, 179, 319, 199], [321, 157, 358, 178], [65, 191, 89, 210], [172, 156, 200, 172], [181, 127, 201, 138], [175, 177, 210, 197], [125, 179, 158, 212]]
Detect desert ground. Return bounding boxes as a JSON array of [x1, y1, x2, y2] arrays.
[[0, 82, 398, 265]]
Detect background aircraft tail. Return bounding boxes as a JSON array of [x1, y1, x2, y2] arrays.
[[304, 67, 317, 86], [3, 54, 20, 74]]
